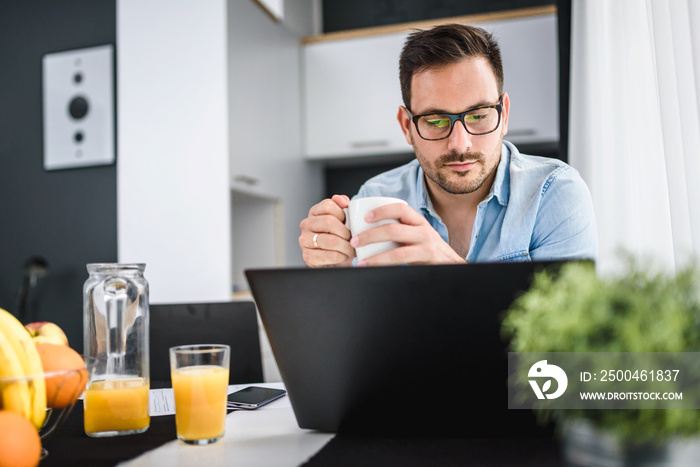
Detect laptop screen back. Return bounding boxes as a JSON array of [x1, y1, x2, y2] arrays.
[[246, 261, 567, 436]]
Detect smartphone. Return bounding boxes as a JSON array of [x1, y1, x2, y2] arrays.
[[227, 386, 286, 409]]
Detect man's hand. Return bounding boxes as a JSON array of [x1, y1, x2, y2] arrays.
[[349, 202, 467, 266], [299, 195, 355, 268]]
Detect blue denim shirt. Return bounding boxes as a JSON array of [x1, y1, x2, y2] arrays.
[[355, 141, 598, 263]]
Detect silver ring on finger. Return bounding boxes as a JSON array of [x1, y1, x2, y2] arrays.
[[312, 233, 320, 249]]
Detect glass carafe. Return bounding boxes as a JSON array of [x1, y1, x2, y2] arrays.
[[83, 263, 150, 437]]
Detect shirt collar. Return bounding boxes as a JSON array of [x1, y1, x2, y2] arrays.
[[415, 142, 512, 212], [490, 141, 512, 207], [415, 164, 436, 217]]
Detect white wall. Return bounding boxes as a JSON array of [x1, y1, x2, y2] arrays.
[[117, 0, 232, 303], [117, 0, 324, 303], [279, 0, 323, 37]]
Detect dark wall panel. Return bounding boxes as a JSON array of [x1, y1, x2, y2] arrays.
[[322, 0, 554, 32], [0, 0, 117, 352]]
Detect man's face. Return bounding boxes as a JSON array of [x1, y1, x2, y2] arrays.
[[398, 57, 509, 196]]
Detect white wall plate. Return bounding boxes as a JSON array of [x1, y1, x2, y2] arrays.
[[42, 44, 114, 170]]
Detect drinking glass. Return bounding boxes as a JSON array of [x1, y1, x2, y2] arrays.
[[169, 344, 230, 445]]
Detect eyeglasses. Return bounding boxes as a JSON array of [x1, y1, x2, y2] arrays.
[[406, 96, 503, 141]]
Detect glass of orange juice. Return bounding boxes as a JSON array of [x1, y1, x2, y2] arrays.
[[170, 344, 230, 445]]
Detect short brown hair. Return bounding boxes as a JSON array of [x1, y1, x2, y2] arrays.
[[399, 23, 503, 110]]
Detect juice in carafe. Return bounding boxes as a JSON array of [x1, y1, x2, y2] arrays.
[[84, 377, 150, 435]]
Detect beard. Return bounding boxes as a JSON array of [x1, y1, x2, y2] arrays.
[[412, 134, 502, 195]]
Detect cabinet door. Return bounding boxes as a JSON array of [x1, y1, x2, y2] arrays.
[[302, 13, 558, 160], [229, 0, 304, 197], [481, 14, 559, 145], [303, 32, 411, 159]]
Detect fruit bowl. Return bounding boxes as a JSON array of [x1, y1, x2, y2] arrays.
[[0, 356, 96, 459], [40, 364, 93, 439]]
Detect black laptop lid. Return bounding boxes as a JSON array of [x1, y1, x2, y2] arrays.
[[245, 261, 567, 436]]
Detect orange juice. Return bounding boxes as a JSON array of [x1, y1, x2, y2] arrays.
[[84, 378, 150, 436], [171, 365, 229, 441]]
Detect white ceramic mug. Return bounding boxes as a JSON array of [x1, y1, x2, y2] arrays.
[[344, 196, 408, 261]]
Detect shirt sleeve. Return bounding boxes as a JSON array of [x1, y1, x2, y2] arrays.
[[529, 166, 598, 262]]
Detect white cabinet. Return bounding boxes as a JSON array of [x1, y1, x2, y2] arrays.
[[481, 14, 559, 145], [227, 0, 323, 292], [302, 13, 559, 160], [228, 1, 300, 199], [302, 31, 411, 160]]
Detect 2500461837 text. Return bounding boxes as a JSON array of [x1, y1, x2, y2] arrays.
[[580, 370, 680, 382]]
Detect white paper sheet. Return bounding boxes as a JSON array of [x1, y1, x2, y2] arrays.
[[149, 382, 288, 416]]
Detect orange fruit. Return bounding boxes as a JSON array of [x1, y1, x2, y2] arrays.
[[35, 343, 88, 409], [0, 410, 41, 467]]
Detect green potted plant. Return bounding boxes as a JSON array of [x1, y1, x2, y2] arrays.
[[502, 259, 700, 465]]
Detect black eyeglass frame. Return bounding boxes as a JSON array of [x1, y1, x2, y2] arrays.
[[406, 95, 504, 141]]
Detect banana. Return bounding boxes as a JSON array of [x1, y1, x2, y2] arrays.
[[0, 326, 32, 420], [0, 308, 47, 429]]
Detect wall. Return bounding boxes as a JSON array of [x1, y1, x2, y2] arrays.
[[277, 0, 323, 37], [0, 0, 117, 352]]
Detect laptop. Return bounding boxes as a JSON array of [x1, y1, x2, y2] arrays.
[[245, 261, 571, 437]]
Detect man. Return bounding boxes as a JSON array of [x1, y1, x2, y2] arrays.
[[299, 23, 597, 267]]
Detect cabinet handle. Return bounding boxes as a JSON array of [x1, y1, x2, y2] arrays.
[[350, 140, 389, 149], [233, 175, 259, 186], [507, 129, 537, 137]]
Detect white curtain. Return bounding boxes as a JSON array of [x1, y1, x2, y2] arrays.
[[569, 0, 700, 274]]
